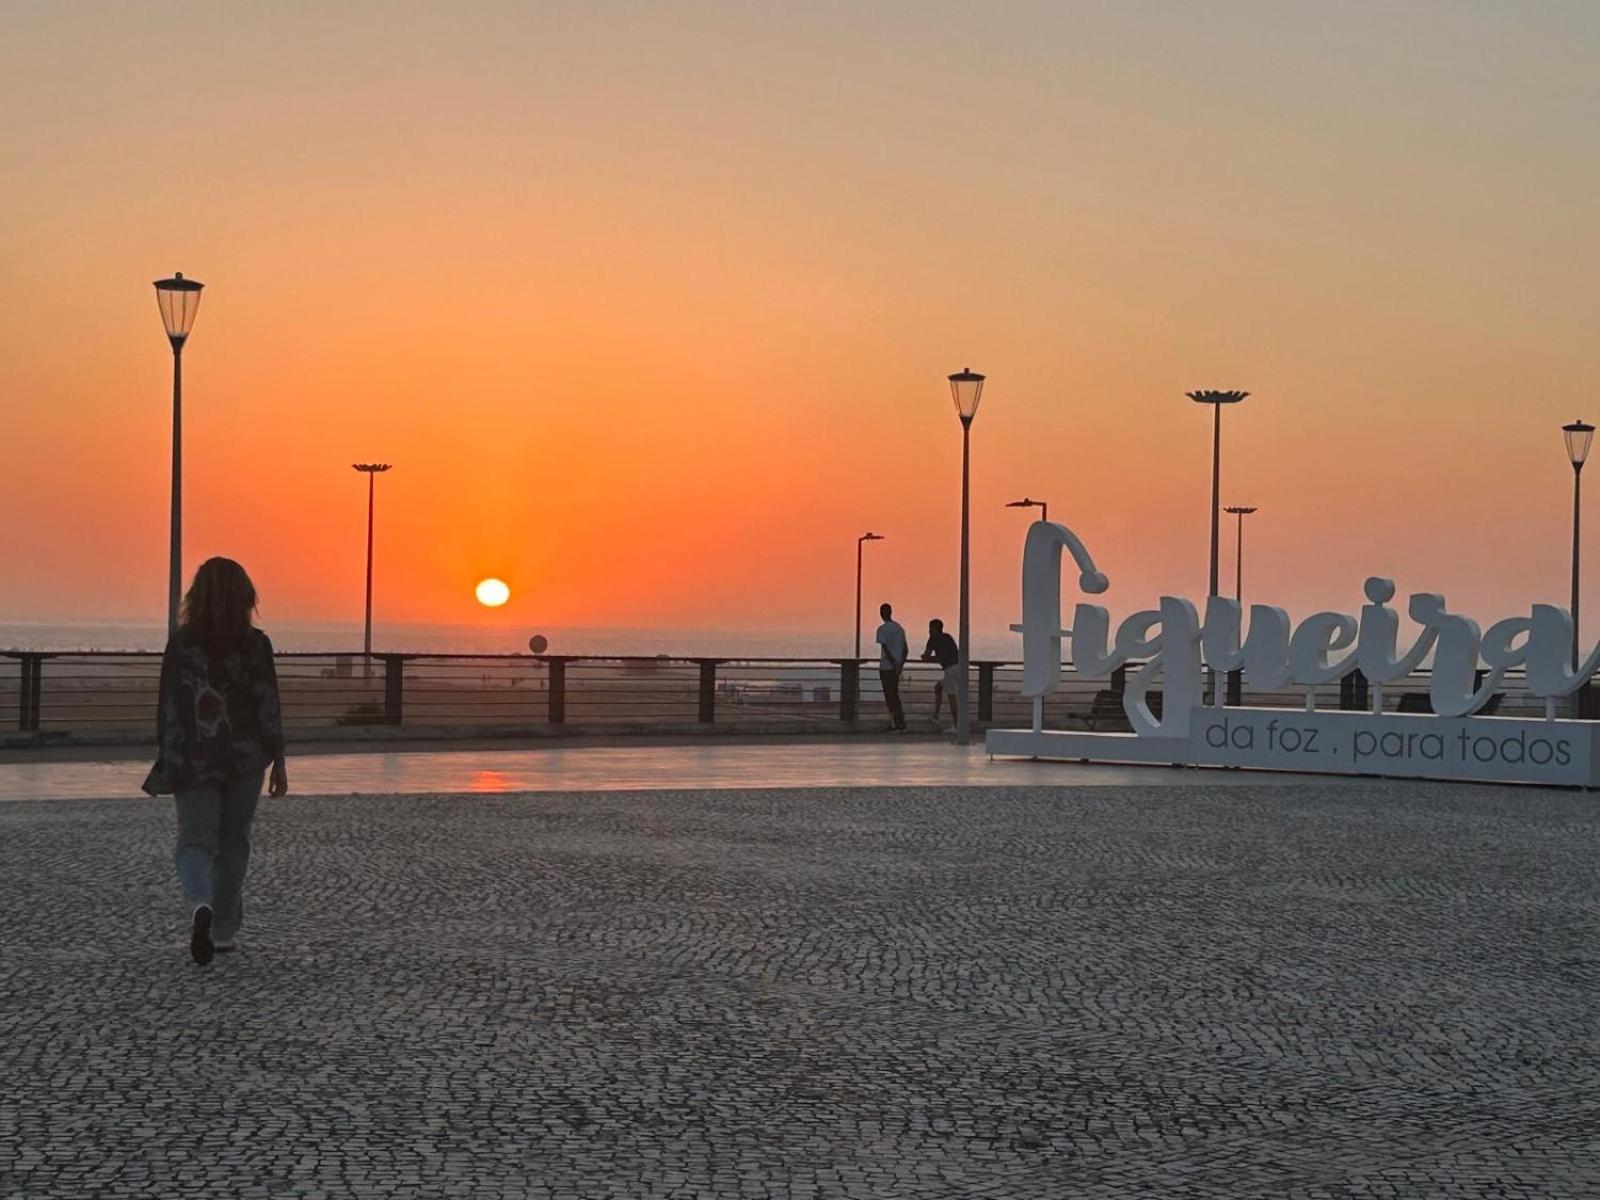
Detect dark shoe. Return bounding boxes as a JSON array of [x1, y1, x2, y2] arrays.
[[190, 905, 215, 966]]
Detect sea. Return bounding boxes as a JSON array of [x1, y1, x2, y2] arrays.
[[0, 620, 1026, 662]]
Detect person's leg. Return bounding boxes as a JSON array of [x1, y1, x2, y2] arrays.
[[881, 669, 905, 729], [931, 680, 944, 726], [211, 771, 264, 948], [944, 666, 961, 724], [173, 785, 221, 963], [174, 786, 221, 912]]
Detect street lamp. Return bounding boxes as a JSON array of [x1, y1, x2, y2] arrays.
[[1189, 389, 1247, 704], [1223, 505, 1258, 606], [854, 532, 884, 659], [1187, 390, 1249, 598], [1563, 420, 1593, 675], [353, 463, 393, 674], [153, 272, 204, 635], [950, 368, 985, 745], [1006, 497, 1048, 523]]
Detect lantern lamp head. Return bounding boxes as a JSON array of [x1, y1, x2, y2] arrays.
[[948, 368, 985, 423], [153, 272, 204, 347], [1564, 419, 1594, 470]]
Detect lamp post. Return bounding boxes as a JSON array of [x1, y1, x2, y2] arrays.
[[1189, 390, 1248, 702], [950, 368, 985, 745], [1188, 390, 1249, 598], [1563, 420, 1593, 677], [854, 532, 884, 659], [353, 463, 393, 674], [153, 273, 204, 635], [1006, 497, 1048, 523], [1223, 505, 1258, 606]]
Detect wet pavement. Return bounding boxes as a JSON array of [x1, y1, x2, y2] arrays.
[[0, 737, 1355, 802]]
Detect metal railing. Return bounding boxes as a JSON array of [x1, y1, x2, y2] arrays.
[[0, 651, 1592, 744]]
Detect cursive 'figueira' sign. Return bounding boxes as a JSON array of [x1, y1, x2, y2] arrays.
[[986, 521, 1600, 787]]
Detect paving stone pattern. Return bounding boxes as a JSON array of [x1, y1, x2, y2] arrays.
[[2, 782, 1597, 1198]]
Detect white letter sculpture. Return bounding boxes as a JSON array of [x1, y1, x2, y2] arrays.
[[994, 519, 1600, 786]]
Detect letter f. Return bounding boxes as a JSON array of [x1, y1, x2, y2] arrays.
[[1016, 521, 1109, 699]]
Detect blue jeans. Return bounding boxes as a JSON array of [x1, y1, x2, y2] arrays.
[[173, 771, 263, 943]]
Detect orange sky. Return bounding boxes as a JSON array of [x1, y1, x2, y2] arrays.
[[4, 3, 1599, 643]]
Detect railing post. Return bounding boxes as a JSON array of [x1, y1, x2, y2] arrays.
[[547, 657, 567, 725], [840, 660, 859, 724], [1226, 669, 1242, 707], [1340, 669, 1369, 712], [977, 661, 995, 723], [1110, 665, 1127, 696], [698, 660, 717, 723], [27, 653, 42, 732], [382, 655, 404, 725], [19, 653, 42, 732]]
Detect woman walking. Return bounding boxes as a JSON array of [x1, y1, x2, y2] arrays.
[[142, 557, 288, 964]]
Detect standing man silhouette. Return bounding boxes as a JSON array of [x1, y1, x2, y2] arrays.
[[875, 602, 909, 732]]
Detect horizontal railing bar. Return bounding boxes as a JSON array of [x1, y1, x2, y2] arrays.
[[3, 649, 1035, 666]]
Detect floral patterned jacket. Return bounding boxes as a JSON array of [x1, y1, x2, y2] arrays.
[[142, 627, 285, 796]]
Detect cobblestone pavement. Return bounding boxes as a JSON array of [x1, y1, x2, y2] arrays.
[[2, 783, 1597, 1198]]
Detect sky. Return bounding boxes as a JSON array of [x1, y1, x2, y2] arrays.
[[3, 1, 1599, 646]]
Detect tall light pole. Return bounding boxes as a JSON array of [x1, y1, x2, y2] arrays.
[[153, 273, 204, 636], [855, 532, 884, 659], [1223, 505, 1258, 606], [1006, 497, 1048, 523], [950, 368, 985, 745], [1563, 420, 1593, 676], [1189, 390, 1247, 703], [1188, 390, 1249, 598], [353, 463, 393, 673]]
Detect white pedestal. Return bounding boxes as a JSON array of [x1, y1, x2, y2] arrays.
[[987, 707, 1600, 788]]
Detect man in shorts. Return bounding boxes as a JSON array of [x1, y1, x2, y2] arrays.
[[920, 618, 960, 728]]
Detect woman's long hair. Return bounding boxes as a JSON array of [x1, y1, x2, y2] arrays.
[[180, 557, 259, 653]]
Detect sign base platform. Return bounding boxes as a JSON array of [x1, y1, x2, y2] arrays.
[[987, 707, 1600, 788], [987, 728, 1189, 766]]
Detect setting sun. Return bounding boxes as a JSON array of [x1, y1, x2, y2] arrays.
[[475, 578, 511, 608]]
